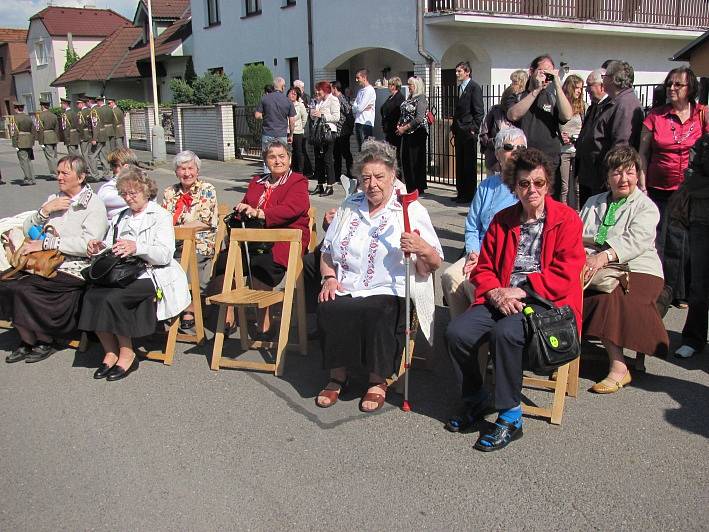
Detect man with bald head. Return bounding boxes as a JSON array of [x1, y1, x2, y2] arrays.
[[255, 76, 296, 173]]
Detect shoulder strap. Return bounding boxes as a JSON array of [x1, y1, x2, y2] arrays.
[[113, 208, 130, 244], [522, 284, 555, 309]]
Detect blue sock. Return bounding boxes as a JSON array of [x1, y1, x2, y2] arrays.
[[498, 405, 522, 427]]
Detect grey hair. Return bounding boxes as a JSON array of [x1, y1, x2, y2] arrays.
[[605, 60, 634, 89], [494, 127, 527, 150], [57, 155, 88, 184], [587, 68, 604, 85], [262, 139, 292, 162], [116, 165, 158, 200], [273, 77, 286, 90], [407, 76, 426, 98], [173, 150, 201, 173], [388, 76, 402, 89], [293, 79, 305, 89], [353, 139, 399, 178]]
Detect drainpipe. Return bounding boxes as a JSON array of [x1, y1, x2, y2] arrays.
[[307, 0, 314, 92], [417, 0, 436, 98]]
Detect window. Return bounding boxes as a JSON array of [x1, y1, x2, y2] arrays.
[[34, 40, 48, 66], [206, 0, 220, 26], [23, 94, 34, 113], [245, 0, 261, 16], [283, 0, 296, 6], [287, 58, 299, 88], [208, 67, 224, 76], [0, 57, 5, 79], [40, 92, 53, 106]]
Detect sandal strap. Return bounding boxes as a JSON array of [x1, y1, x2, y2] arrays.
[[327, 377, 347, 389]]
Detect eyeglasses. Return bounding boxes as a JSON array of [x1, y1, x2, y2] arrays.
[[502, 143, 525, 152], [665, 82, 688, 88], [517, 179, 547, 190], [119, 190, 141, 198], [586, 83, 601, 88]]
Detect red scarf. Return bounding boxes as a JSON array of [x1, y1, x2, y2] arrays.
[[173, 192, 193, 225]]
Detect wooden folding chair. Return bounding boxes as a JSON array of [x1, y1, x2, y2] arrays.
[[206, 227, 307, 376], [0, 320, 89, 352], [307, 206, 318, 253], [145, 226, 205, 365]]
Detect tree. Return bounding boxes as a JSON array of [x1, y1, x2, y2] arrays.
[[191, 72, 233, 105], [64, 47, 80, 71], [242, 64, 273, 108], [184, 57, 197, 85], [170, 78, 194, 104]]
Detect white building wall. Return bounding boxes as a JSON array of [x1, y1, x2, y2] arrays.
[[14, 72, 34, 112]]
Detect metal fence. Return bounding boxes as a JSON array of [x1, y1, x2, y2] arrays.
[[129, 110, 147, 140], [160, 108, 175, 142], [233, 104, 262, 158], [426, 82, 660, 186]]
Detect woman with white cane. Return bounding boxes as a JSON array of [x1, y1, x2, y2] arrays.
[[316, 139, 443, 412]]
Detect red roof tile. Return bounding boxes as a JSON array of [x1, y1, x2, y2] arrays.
[[12, 58, 31, 75], [31, 6, 131, 38], [52, 26, 143, 85], [0, 28, 28, 44], [140, 0, 190, 19]]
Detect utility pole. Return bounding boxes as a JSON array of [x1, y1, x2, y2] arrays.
[[147, 0, 166, 163]]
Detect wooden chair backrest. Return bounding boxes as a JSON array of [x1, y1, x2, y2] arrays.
[[307, 207, 317, 253]]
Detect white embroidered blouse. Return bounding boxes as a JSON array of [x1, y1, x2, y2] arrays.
[[321, 191, 443, 298]]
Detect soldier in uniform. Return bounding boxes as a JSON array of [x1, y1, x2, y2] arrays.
[[7, 102, 36, 185], [59, 97, 81, 157], [35, 98, 60, 178], [79, 96, 99, 182], [108, 97, 125, 150], [87, 95, 109, 179], [98, 96, 115, 168]]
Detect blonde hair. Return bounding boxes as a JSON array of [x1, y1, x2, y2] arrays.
[[407, 76, 426, 98], [116, 165, 158, 200], [388, 77, 402, 90]]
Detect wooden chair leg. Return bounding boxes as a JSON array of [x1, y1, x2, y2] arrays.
[[550, 362, 570, 425], [146, 317, 180, 365], [237, 306, 249, 351], [567, 356, 580, 398], [211, 305, 227, 371]]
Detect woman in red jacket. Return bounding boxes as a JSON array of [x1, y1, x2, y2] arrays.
[[446, 148, 585, 452], [226, 140, 310, 337]]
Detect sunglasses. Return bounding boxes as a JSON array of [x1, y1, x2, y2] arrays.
[[502, 143, 525, 152], [517, 179, 547, 190], [664, 82, 688, 88]]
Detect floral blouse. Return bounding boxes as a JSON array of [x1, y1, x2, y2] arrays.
[[162, 180, 218, 256]]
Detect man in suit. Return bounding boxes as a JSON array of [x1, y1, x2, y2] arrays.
[[8, 102, 36, 185], [59, 97, 81, 157], [36, 98, 60, 178], [108, 97, 125, 150], [451, 61, 485, 203]]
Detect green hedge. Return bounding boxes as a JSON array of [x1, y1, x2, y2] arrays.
[[117, 99, 148, 112]]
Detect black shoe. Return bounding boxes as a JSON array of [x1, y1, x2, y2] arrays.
[[473, 419, 523, 452], [444, 394, 490, 433], [310, 185, 325, 195], [93, 363, 114, 379], [6, 343, 33, 363], [106, 357, 138, 381], [25, 343, 57, 363], [320, 185, 334, 197], [20, 180, 36, 187], [179, 315, 196, 330]]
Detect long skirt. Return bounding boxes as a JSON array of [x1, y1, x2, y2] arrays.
[[583, 272, 669, 356], [78, 278, 156, 338], [0, 272, 85, 335], [317, 294, 405, 378]]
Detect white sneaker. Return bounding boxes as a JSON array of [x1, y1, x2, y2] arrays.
[[674, 345, 696, 358]]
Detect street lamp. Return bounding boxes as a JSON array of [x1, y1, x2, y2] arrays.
[[147, 0, 166, 163]]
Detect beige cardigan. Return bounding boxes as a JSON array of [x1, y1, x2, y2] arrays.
[[580, 187, 663, 279]]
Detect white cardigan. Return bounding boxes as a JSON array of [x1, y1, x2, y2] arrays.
[[106, 202, 191, 320]]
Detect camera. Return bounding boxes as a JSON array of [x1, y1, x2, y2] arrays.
[[544, 72, 555, 82]]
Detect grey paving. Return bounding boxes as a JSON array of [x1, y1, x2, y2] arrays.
[[0, 139, 707, 531]]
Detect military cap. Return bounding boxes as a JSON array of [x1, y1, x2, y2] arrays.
[[60, 97, 71, 103], [39, 98, 51, 106], [12, 101, 24, 108]]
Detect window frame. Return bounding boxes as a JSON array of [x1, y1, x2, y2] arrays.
[[205, 0, 221, 27], [34, 40, 48, 67], [244, 0, 262, 17]]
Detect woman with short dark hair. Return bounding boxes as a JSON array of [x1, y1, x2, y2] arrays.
[[446, 147, 584, 451], [580, 146, 669, 392], [309, 81, 340, 196], [380, 76, 405, 158], [1, 155, 108, 363]]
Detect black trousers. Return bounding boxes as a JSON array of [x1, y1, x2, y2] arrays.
[[446, 303, 541, 410], [291, 133, 306, 174], [302, 245, 322, 314], [314, 137, 335, 186], [400, 128, 428, 194], [355, 124, 373, 151], [333, 134, 353, 178], [682, 220, 709, 351], [454, 130, 478, 201]]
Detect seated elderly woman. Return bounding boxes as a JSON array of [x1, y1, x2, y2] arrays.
[[97, 147, 138, 220], [220, 140, 310, 336], [317, 139, 443, 412], [79, 166, 190, 381], [446, 148, 584, 452], [580, 146, 669, 393], [1, 155, 108, 363], [161, 150, 218, 330], [441, 127, 526, 320]]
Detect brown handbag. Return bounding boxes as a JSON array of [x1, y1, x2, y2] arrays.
[[583, 263, 630, 294], [0, 225, 65, 280]]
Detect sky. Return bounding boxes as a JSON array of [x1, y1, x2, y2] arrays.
[[1, 0, 138, 29]]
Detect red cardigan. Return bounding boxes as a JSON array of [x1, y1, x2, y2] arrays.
[[240, 171, 310, 268], [471, 197, 586, 332]]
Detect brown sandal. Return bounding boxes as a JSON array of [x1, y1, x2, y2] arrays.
[[359, 382, 387, 413], [315, 378, 347, 408]]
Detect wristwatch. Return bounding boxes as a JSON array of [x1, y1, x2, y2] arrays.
[[604, 249, 613, 263], [321, 274, 336, 286]]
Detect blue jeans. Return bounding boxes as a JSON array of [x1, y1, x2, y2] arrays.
[[261, 135, 287, 173], [354, 124, 373, 151]]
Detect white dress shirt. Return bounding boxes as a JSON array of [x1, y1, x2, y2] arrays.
[[352, 84, 376, 126]]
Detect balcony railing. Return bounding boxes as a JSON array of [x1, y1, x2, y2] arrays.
[[427, 0, 709, 29]]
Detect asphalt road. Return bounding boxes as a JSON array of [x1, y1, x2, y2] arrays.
[[0, 139, 707, 531]]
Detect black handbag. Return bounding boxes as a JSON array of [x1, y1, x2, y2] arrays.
[[309, 117, 332, 147], [522, 286, 580, 373], [223, 210, 273, 255], [82, 209, 146, 288]]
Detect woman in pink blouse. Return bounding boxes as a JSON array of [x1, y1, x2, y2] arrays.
[[639, 67, 709, 307]]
